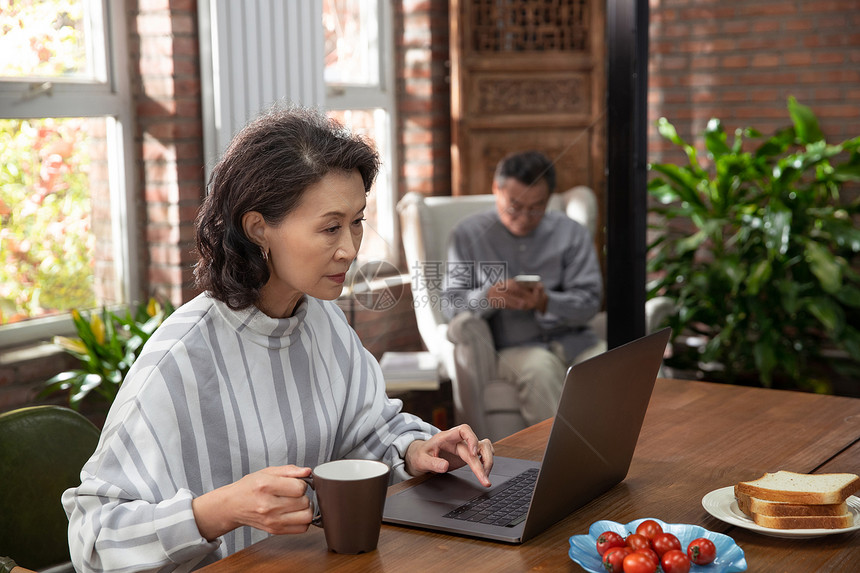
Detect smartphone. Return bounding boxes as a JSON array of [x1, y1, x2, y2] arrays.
[[514, 274, 541, 287]]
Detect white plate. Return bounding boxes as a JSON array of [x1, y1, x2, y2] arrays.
[[702, 486, 860, 539]]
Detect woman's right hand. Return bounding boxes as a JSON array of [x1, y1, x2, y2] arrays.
[[192, 465, 314, 541]]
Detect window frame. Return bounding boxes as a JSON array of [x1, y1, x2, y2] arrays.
[[324, 0, 400, 268], [0, 0, 138, 348]]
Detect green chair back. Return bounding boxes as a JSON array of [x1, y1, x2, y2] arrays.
[[0, 405, 100, 570]]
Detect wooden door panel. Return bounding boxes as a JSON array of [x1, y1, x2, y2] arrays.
[[459, 129, 592, 198], [450, 0, 605, 200], [467, 72, 592, 124]]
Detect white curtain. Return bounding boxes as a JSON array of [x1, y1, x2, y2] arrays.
[[198, 0, 325, 174]]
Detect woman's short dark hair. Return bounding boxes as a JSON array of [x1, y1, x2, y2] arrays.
[[194, 104, 380, 309], [493, 150, 556, 194]]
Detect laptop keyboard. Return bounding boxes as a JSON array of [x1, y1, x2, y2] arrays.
[[443, 467, 539, 527]]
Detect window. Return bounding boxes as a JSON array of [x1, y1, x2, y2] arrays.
[[199, 1, 398, 266], [323, 0, 398, 266], [0, 0, 135, 346]]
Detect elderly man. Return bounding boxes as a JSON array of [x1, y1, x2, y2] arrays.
[[442, 150, 603, 425]]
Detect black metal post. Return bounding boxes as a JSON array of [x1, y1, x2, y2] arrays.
[[606, 0, 649, 348]]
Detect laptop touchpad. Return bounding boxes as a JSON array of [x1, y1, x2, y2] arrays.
[[400, 471, 485, 504]]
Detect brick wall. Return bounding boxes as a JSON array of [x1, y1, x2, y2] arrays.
[[0, 346, 79, 413], [395, 0, 452, 199], [648, 0, 860, 164], [131, 0, 206, 307]]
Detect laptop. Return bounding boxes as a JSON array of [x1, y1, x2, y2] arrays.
[[383, 327, 671, 543]]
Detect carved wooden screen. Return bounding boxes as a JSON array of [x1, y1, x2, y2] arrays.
[[450, 0, 605, 213]]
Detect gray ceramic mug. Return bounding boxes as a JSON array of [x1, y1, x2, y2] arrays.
[[302, 459, 391, 554]]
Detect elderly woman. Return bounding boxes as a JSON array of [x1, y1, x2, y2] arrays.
[[63, 105, 494, 572]]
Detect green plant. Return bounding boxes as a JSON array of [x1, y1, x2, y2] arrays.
[[42, 298, 175, 408], [647, 97, 860, 392]]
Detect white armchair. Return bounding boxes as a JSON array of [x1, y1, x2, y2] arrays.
[[397, 189, 673, 441]]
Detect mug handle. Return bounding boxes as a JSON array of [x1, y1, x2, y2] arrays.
[[300, 476, 323, 527]]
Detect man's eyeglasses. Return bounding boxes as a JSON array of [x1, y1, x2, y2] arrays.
[[502, 200, 547, 218]]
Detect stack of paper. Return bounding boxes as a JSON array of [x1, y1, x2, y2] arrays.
[[379, 351, 440, 392]]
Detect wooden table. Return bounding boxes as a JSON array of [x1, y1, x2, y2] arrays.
[[199, 378, 860, 572]]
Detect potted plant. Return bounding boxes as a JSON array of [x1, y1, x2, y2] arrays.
[[646, 97, 860, 393], [41, 298, 175, 412]]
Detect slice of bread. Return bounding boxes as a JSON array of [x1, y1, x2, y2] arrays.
[[749, 512, 854, 530], [735, 490, 848, 517], [735, 471, 860, 505]]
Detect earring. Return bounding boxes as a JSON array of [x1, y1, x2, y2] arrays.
[[261, 247, 269, 262]]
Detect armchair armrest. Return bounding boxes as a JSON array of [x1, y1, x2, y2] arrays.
[[447, 312, 499, 380], [645, 296, 675, 334]]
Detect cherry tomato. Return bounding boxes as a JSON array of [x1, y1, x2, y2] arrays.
[[635, 547, 660, 567], [623, 551, 658, 573], [635, 519, 663, 543], [687, 537, 717, 565], [661, 549, 691, 573], [651, 531, 682, 558], [596, 530, 626, 557], [602, 546, 631, 572], [625, 533, 651, 552]]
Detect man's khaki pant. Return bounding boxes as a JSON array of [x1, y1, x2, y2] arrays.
[[497, 340, 607, 425]]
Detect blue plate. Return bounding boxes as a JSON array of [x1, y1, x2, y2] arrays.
[[569, 517, 747, 572]]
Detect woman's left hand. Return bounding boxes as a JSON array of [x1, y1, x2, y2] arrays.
[[405, 424, 494, 487]]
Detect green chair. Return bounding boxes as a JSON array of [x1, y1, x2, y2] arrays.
[[0, 555, 36, 573], [0, 405, 100, 572]]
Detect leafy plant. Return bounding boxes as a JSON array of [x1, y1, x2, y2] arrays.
[[41, 298, 175, 409], [647, 97, 860, 392]]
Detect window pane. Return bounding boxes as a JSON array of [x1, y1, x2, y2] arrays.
[[327, 109, 392, 262], [323, 0, 379, 86], [0, 0, 99, 80], [0, 117, 120, 325]]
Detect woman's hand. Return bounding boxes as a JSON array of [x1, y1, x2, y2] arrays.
[[192, 465, 314, 541], [404, 424, 495, 487]]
